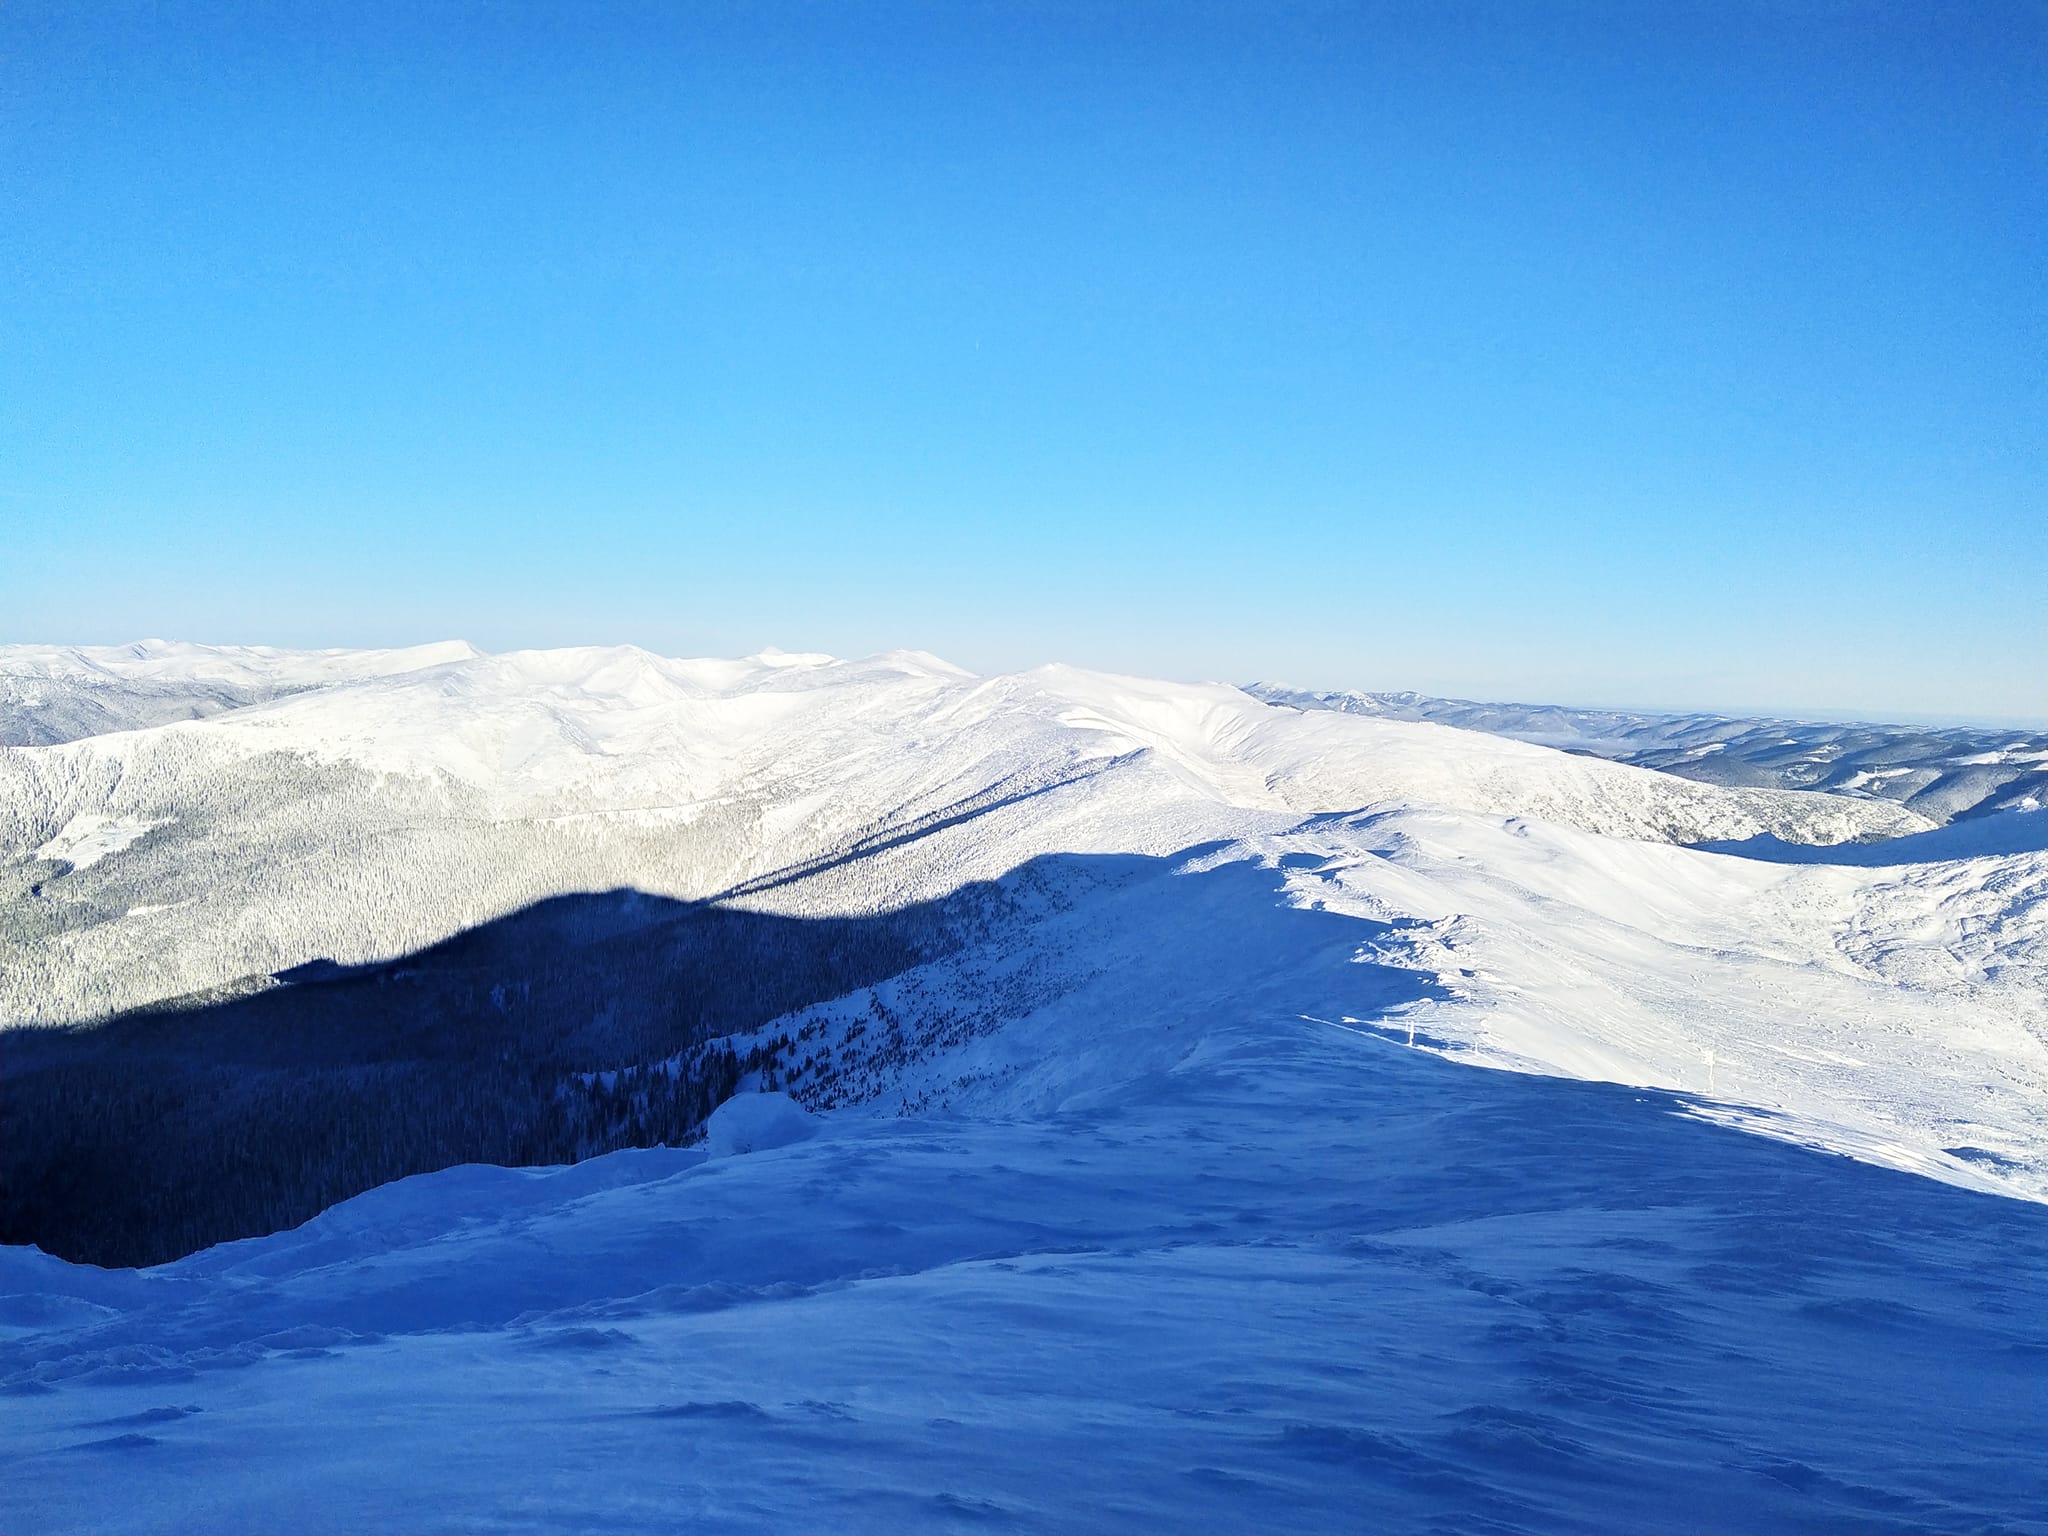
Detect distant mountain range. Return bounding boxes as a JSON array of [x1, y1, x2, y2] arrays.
[[0, 639, 482, 747], [1246, 683, 2048, 826]]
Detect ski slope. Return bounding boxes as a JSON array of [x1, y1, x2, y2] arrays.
[[3, 642, 2044, 1532]]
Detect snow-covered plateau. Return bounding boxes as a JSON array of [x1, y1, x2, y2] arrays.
[[2, 641, 2044, 1534]]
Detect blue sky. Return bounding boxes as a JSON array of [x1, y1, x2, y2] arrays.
[[4, 2, 2042, 721]]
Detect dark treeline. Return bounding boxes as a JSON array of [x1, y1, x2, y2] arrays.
[[2, 884, 998, 1268]]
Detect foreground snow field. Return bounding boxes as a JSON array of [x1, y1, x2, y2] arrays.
[[3, 643, 2045, 1531], [5, 1020, 2045, 1534]]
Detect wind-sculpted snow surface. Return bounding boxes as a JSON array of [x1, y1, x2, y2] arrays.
[[3, 643, 2045, 1529], [698, 819, 2048, 1205], [3, 1015, 2044, 1534]]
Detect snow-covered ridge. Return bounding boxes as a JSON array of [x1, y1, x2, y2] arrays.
[[0, 638, 482, 688], [0, 639, 483, 748], [25, 640, 1927, 835], [1, 641, 1927, 1028], [2, 640, 2040, 1212], [1249, 680, 2048, 825], [4, 641, 2046, 1532]]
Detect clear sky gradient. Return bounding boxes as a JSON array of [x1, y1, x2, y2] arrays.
[[4, 2, 2042, 722]]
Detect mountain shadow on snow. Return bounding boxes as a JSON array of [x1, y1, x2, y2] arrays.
[[6, 1003, 2045, 1533], [0, 849, 1446, 1269], [3, 882, 942, 1267]]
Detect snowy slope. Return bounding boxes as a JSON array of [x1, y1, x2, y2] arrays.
[[0, 640, 480, 746], [4, 642, 2045, 1531], [4, 1002, 2044, 1534], [3, 643, 2039, 1204], [3, 645, 1928, 1025], [1249, 681, 2048, 824], [698, 815, 2048, 1204], [0, 638, 481, 689]]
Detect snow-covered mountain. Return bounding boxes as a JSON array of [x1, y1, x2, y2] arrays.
[[0, 640, 483, 747], [2, 641, 2039, 1199], [4, 642, 2045, 1533], [0, 641, 1937, 1027], [1247, 681, 2048, 825]]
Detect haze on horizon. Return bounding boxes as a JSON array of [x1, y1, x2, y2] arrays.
[[4, 1, 2041, 723]]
